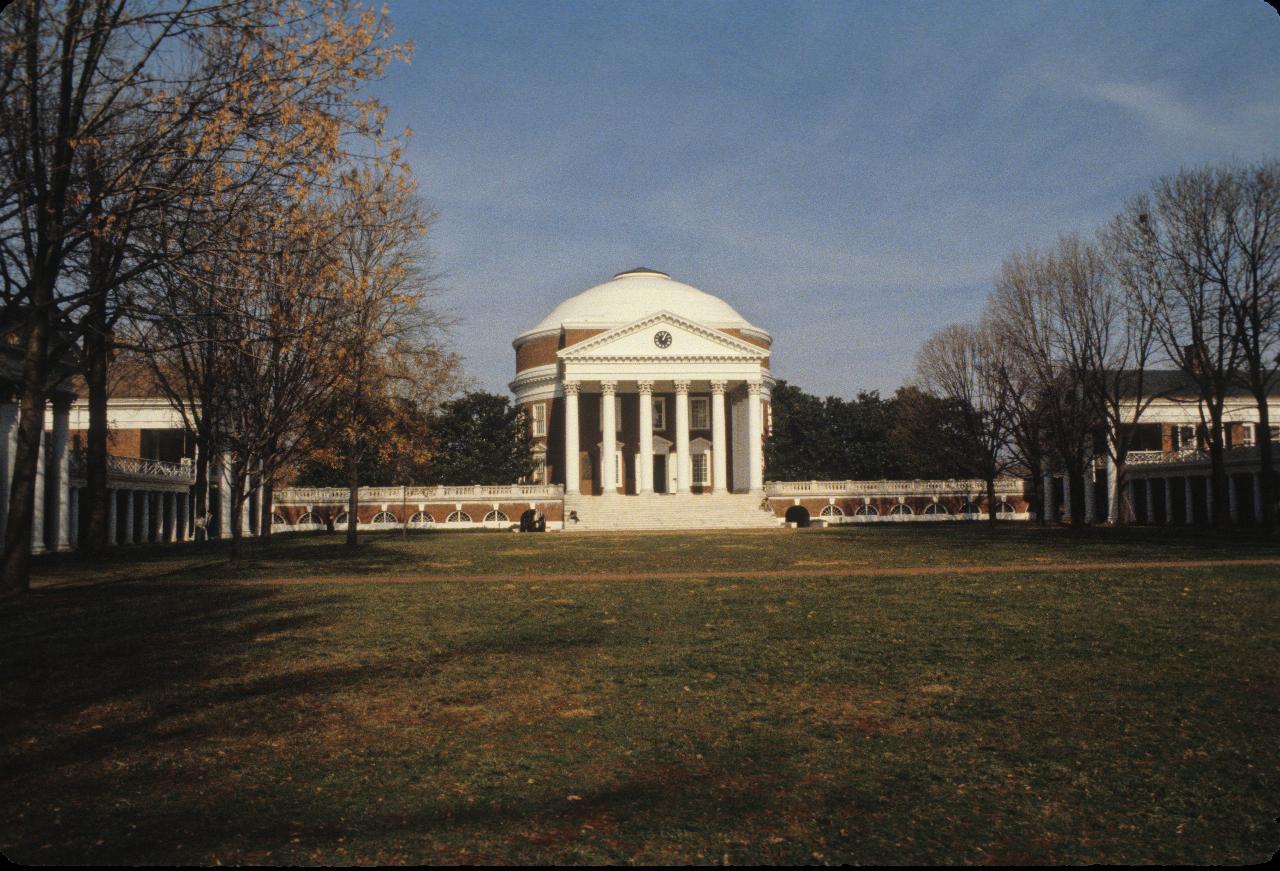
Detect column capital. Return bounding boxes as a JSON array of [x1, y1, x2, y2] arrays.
[[709, 380, 728, 394], [600, 380, 617, 397], [636, 380, 654, 395], [673, 379, 691, 393], [563, 380, 580, 396], [746, 380, 764, 396]]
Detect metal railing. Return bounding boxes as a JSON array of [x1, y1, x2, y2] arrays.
[[1125, 446, 1260, 467], [764, 478, 1027, 497], [273, 483, 564, 505]]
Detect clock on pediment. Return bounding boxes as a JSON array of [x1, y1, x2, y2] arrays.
[[653, 330, 673, 349]]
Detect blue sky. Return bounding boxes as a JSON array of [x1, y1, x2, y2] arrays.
[[371, 0, 1280, 399]]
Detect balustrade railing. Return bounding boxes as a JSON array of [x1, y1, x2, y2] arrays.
[[764, 478, 1026, 497], [273, 483, 564, 504], [1125, 445, 1259, 467], [70, 451, 196, 485]]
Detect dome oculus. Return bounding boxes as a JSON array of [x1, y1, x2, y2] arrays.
[[653, 330, 673, 349]]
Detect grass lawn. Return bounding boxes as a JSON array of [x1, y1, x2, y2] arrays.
[[3, 525, 1278, 864]]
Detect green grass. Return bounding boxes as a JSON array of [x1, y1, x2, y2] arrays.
[[3, 526, 1278, 864]]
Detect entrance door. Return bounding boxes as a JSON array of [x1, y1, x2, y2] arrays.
[[652, 455, 666, 494]]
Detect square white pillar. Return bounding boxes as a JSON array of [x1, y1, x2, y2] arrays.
[[563, 381, 580, 495], [600, 381, 617, 495], [1043, 473, 1054, 521], [637, 381, 654, 495], [711, 381, 728, 495], [674, 380, 691, 495], [219, 454, 233, 539]]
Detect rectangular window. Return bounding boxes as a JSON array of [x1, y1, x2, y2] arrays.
[[1240, 423, 1256, 448], [531, 402, 546, 437], [692, 451, 710, 486], [652, 397, 666, 430], [531, 453, 547, 483], [690, 397, 710, 430], [1174, 424, 1198, 451], [615, 450, 624, 489]]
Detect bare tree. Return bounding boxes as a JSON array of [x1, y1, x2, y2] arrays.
[[914, 322, 1014, 522], [1111, 168, 1244, 528]]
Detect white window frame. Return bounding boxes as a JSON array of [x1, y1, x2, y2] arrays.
[[652, 397, 667, 430], [616, 449, 624, 489], [1240, 423, 1255, 448], [531, 451, 547, 484], [691, 450, 710, 486], [530, 402, 546, 437], [690, 397, 710, 430]]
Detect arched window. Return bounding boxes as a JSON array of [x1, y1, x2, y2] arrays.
[[854, 504, 879, 516], [334, 511, 350, 526], [297, 511, 318, 526], [483, 510, 510, 523], [446, 510, 471, 523], [819, 504, 844, 517], [959, 501, 980, 516], [371, 511, 398, 525], [889, 503, 914, 516], [996, 501, 1015, 515], [409, 511, 434, 527], [270, 512, 288, 526], [923, 503, 948, 515]]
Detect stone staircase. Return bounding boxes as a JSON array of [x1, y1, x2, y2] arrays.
[[562, 493, 781, 531]]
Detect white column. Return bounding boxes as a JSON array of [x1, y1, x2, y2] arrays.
[[1185, 477, 1195, 525], [0, 400, 19, 539], [1164, 478, 1174, 525], [1125, 479, 1136, 523], [165, 492, 176, 542], [564, 381, 580, 496], [177, 490, 187, 541], [140, 491, 151, 544], [51, 399, 71, 551], [1205, 476, 1215, 526], [124, 489, 135, 545], [107, 488, 117, 545], [600, 381, 617, 496], [1106, 453, 1120, 525], [637, 381, 654, 495], [1254, 473, 1264, 525], [31, 428, 46, 554], [1083, 452, 1096, 524], [747, 380, 764, 493], [256, 460, 265, 536], [1043, 473, 1054, 521], [219, 453, 233, 539], [240, 477, 251, 536], [674, 380, 691, 495], [1063, 471, 1073, 523], [711, 380, 728, 495], [1228, 474, 1239, 524]]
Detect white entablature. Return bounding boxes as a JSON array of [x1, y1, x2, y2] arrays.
[[558, 311, 769, 384]]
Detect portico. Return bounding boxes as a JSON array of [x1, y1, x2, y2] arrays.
[[512, 269, 774, 517]]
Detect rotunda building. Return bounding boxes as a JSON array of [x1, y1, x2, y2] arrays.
[[511, 268, 773, 498]]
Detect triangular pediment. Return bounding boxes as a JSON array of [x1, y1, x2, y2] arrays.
[[558, 311, 766, 361]]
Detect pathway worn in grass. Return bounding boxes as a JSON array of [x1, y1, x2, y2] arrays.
[[4, 526, 1278, 864]]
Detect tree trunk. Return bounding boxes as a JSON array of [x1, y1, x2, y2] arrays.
[[229, 460, 245, 562], [259, 434, 278, 540], [1207, 409, 1230, 529], [345, 445, 359, 548], [986, 475, 997, 524], [193, 425, 212, 541], [1, 309, 51, 597], [1256, 398, 1275, 534], [80, 302, 111, 556], [1027, 455, 1045, 526], [1067, 461, 1085, 528]]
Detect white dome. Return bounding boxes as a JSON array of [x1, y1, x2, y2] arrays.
[[517, 268, 766, 342]]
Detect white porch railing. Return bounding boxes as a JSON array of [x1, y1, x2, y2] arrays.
[[71, 452, 196, 486], [765, 478, 1027, 497], [1125, 446, 1260, 467], [273, 483, 564, 504]]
